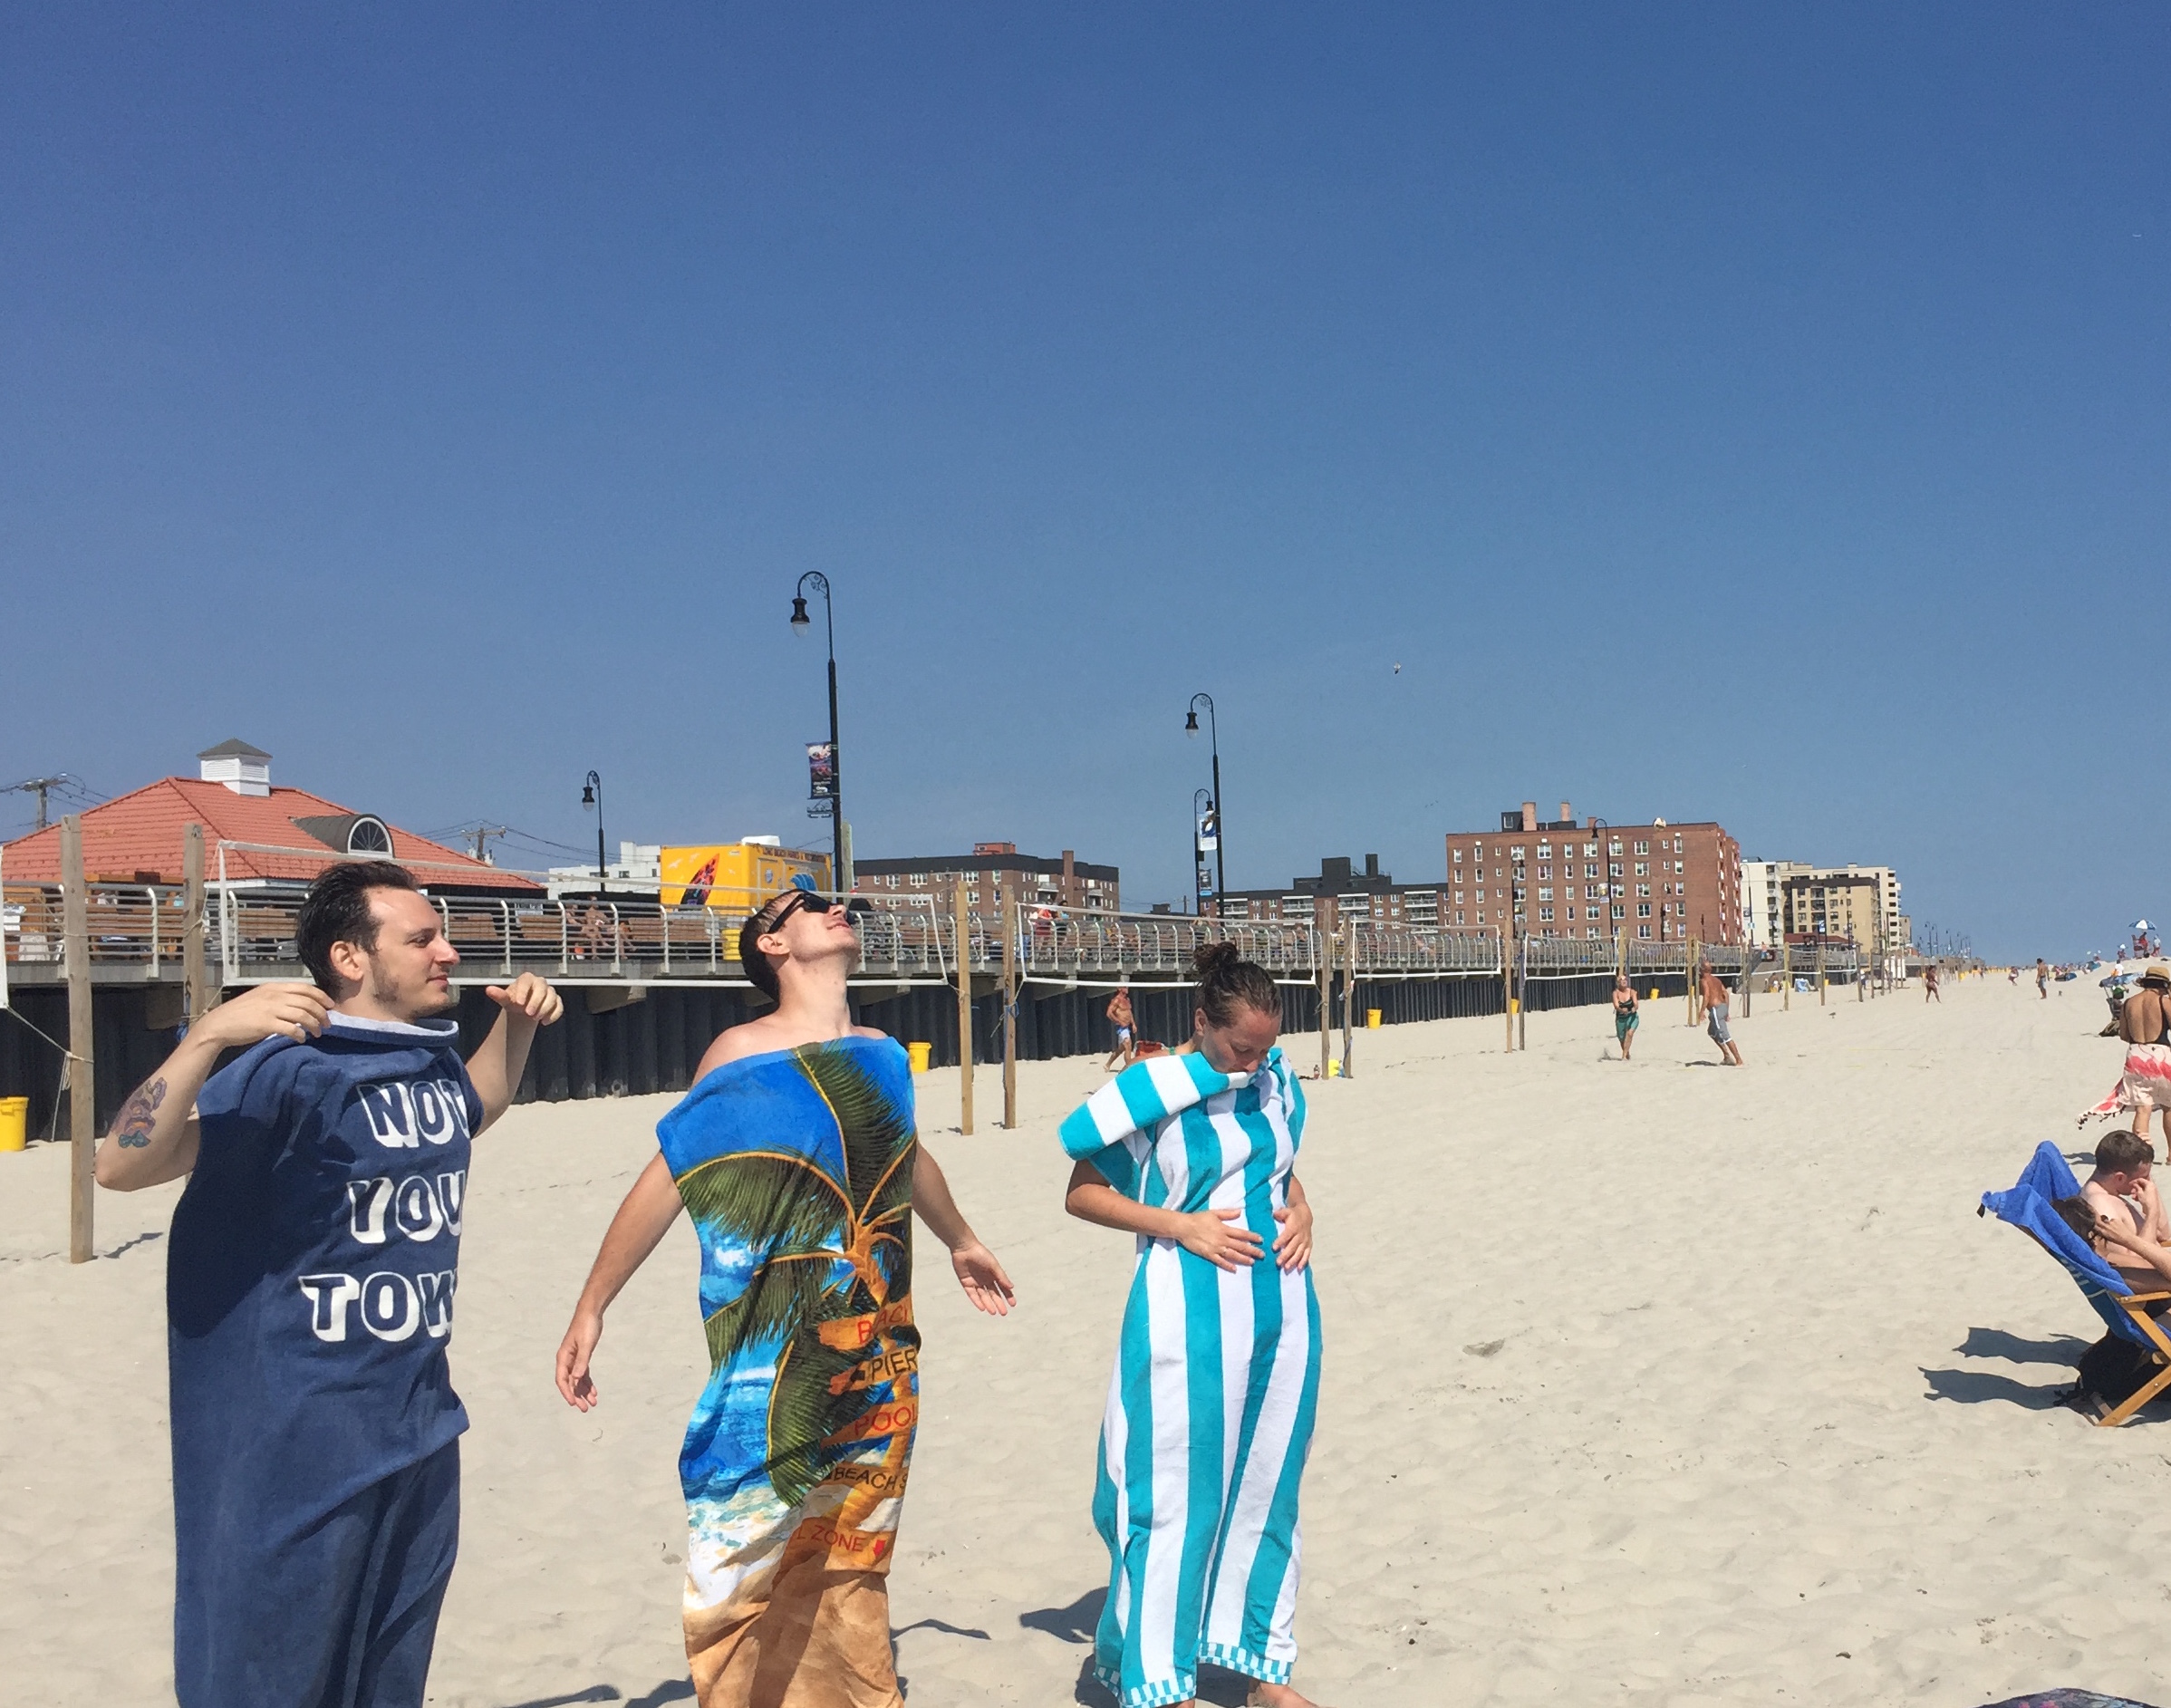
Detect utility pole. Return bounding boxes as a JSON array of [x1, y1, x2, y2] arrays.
[[466, 825, 509, 865], [5, 775, 73, 833]]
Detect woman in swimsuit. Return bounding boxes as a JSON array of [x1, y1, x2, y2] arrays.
[[1612, 972, 1640, 1060]]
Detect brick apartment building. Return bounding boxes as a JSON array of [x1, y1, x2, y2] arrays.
[[853, 842, 1119, 912], [1442, 799, 1742, 944]]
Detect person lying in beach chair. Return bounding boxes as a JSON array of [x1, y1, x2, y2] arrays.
[[1980, 1139, 2171, 1426]]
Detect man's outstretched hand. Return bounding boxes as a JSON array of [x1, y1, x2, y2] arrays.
[[950, 1240, 1017, 1317], [487, 973, 564, 1027]]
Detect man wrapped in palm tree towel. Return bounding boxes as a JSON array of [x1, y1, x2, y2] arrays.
[[556, 882, 1015, 1707]]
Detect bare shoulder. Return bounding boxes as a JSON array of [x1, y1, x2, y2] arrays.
[[851, 1023, 889, 1041], [695, 1019, 787, 1079]]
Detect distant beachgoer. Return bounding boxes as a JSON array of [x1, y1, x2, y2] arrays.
[[554, 884, 1013, 1708], [1103, 981, 1135, 1072], [1925, 963, 1941, 1004], [1057, 943, 1323, 1708], [2009, 967, 2018, 985], [2038, 958, 2050, 999], [1701, 962, 1742, 1066], [1611, 972, 1640, 1060], [93, 860, 563, 1708]]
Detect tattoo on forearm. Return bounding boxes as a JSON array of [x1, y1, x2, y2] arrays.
[[113, 1078, 167, 1149]]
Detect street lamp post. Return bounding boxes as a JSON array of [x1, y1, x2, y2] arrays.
[[581, 770, 607, 893], [1184, 692, 1225, 908], [790, 573, 845, 892]]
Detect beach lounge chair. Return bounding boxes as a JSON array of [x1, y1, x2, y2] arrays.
[[1979, 1140, 2171, 1427]]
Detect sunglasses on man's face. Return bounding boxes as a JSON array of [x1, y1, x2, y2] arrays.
[[765, 892, 872, 931]]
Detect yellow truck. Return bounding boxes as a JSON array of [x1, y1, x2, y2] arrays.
[[659, 841, 833, 912]]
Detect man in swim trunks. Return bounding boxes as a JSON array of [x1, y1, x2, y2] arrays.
[[1701, 962, 1742, 1066], [1104, 980, 1135, 1072], [2079, 1130, 2171, 1294], [1611, 972, 1639, 1059], [2039, 958, 2051, 999], [96, 859, 564, 1708]]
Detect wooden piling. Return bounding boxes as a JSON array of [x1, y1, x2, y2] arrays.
[[1000, 876, 1018, 1129], [1818, 938, 1828, 1006], [182, 824, 216, 1028], [952, 879, 973, 1135], [1501, 915, 1516, 1052], [1339, 919, 1356, 1079], [62, 815, 94, 1264], [1317, 902, 1332, 1079]]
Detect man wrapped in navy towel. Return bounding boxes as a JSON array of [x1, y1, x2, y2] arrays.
[[97, 859, 563, 1708]]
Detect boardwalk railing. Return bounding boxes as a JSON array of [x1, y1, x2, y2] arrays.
[[4, 844, 1516, 989]]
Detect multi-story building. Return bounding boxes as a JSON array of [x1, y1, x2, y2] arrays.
[[1782, 865, 1905, 956], [1218, 854, 1455, 930], [854, 841, 1119, 912], [1739, 860, 1813, 950], [1441, 799, 1743, 943]]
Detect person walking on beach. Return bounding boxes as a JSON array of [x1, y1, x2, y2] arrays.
[[1104, 980, 1136, 1071], [2039, 958, 2051, 999], [1057, 942, 1324, 1708], [93, 860, 563, 1708], [1701, 961, 1743, 1066], [555, 880, 1015, 1708], [1925, 962, 1942, 1004], [1611, 971, 1640, 1059]]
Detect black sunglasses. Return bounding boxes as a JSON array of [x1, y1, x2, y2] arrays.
[[763, 891, 872, 931]]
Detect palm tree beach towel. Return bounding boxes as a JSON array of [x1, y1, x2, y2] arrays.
[[655, 1035, 920, 1706]]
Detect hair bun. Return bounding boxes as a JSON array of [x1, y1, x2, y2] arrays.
[[1192, 941, 1240, 977]]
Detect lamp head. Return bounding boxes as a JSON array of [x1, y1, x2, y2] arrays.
[[790, 595, 811, 632], [1184, 709, 1200, 736], [581, 782, 595, 809]]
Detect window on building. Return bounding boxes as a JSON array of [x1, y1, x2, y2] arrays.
[[1454, 910, 1465, 924], [1674, 861, 1684, 873], [1673, 837, 1683, 853], [1537, 886, 1553, 902], [1537, 842, 1551, 858], [1510, 844, 1526, 859], [1609, 864, 1623, 879], [1637, 902, 1652, 918], [1475, 889, 1485, 903], [1538, 864, 1551, 880], [1453, 848, 1463, 863], [1585, 843, 1598, 856], [1635, 840, 1649, 855], [1608, 839, 1623, 855], [1539, 907, 1554, 922], [1611, 904, 1626, 921], [1634, 862, 1648, 876], [1638, 924, 1652, 939], [1636, 884, 1649, 897], [1587, 926, 1601, 940]]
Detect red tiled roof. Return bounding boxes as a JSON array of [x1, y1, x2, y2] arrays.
[[0, 777, 541, 892]]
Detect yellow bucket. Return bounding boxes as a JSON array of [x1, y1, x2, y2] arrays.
[[0, 1096, 27, 1153], [1649, 987, 1660, 999], [1327, 1058, 1341, 1078], [907, 1041, 933, 1074], [1365, 1008, 1381, 1029]]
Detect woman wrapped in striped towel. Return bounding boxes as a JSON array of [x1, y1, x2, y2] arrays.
[[1057, 943, 1326, 1708]]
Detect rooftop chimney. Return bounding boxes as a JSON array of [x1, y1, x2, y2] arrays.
[[1522, 801, 1538, 832], [198, 738, 271, 797], [1364, 853, 1379, 879], [1559, 801, 1572, 824]]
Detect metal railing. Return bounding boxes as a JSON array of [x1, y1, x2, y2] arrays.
[[2, 844, 1784, 991]]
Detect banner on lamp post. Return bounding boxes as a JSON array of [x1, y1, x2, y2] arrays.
[[806, 743, 837, 800]]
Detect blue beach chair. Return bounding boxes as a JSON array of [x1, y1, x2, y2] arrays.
[[1980, 1140, 2171, 1426]]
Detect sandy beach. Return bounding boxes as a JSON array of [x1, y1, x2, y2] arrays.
[[5, 970, 2164, 1706]]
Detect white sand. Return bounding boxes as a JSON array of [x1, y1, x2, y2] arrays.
[[5, 970, 2166, 1706]]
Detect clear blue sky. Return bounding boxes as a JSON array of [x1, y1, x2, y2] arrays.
[[4, 6, 2165, 959]]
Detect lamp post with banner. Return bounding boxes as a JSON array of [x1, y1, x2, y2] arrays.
[[1183, 692, 1225, 909], [1192, 787, 1217, 914], [790, 572, 844, 891]]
